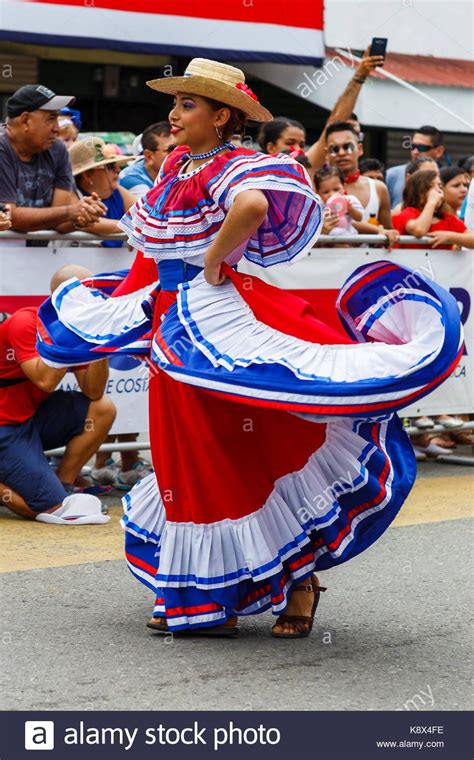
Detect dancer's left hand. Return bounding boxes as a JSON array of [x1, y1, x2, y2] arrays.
[[204, 259, 227, 286]]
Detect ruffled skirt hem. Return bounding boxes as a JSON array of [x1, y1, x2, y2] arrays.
[[122, 414, 414, 630]]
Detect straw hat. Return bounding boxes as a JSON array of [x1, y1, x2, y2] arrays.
[[69, 136, 133, 176], [146, 58, 272, 122]]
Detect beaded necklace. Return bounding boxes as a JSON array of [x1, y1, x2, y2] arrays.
[[184, 141, 235, 160]]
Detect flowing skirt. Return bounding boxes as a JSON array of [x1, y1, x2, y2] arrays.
[[120, 262, 462, 630], [38, 259, 463, 630]]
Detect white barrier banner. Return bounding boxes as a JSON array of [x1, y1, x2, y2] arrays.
[[1, 246, 472, 431]]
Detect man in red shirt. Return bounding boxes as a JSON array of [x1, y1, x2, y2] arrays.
[[0, 265, 116, 523]]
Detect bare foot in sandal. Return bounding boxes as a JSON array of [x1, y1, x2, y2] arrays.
[[271, 576, 326, 639]]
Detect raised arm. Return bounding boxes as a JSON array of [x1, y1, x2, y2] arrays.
[[306, 47, 384, 170]]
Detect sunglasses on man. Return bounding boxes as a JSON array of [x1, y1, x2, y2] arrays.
[[327, 142, 357, 156], [411, 143, 434, 153]]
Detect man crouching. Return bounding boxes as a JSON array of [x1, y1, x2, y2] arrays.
[[0, 265, 116, 524]]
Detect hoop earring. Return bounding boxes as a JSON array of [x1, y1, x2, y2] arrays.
[[215, 126, 223, 140]]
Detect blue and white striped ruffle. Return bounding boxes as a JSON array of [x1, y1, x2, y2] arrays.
[[151, 261, 463, 417], [37, 261, 462, 419], [37, 272, 158, 368]]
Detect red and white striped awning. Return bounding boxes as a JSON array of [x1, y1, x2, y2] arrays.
[[1, 0, 325, 65]]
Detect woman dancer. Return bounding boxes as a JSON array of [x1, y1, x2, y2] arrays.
[[38, 59, 462, 638]]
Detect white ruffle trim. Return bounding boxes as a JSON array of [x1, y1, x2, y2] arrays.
[[51, 277, 157, 345], [118, 196, 224, 260], [121, 418, 392, 590], [176, 275, 444, 384], [121, 473, 165, 544]]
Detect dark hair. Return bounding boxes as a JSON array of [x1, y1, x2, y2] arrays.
[[414, 125, 444, 148], [325, 121, 359, 141], [402, 169, 445, 212], [201, 96, 246, 141], [314, 165, 345, 191], [359, 158, 385, 176], [141, 121, 171, 151], [405, 156, 438, 177], [257, 117, 306, 153], [458, 155, 474, 172], [440, 166, 467, 185]]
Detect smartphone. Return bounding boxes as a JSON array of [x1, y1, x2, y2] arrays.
[[369, 37, 388, 62]]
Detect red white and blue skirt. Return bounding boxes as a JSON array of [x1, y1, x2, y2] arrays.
[[38, 258, 463, 630]]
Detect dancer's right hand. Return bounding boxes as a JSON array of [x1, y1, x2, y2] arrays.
[[204, 259, 226, 286]]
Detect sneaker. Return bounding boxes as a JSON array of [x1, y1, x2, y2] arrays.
[[414, 443, 453, 458], [117, 460, 154, 490], [92, 458, 120, 486], [436, 415, 464, 430], [414, 417, 435, 430]]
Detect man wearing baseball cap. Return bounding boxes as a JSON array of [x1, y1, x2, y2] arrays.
[[0, 84, 105, 239]]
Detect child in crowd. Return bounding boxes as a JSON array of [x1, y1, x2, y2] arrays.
[[440, 166, 469, 217], [314, 166, 363, 237], [393, 170, 474, 249], [58, 117, 78, 148], [359, 158, 385, 183], [391, 157, 439, 214]]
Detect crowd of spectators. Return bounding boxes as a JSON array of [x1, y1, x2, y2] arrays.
[[0, 47, 473, 521]]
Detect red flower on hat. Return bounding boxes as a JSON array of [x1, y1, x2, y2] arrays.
[[235, 82, 259, 102]]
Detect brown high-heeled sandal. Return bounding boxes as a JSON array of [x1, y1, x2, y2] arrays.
[[147, 616, 168, 633], [271, 575, 327, 639]]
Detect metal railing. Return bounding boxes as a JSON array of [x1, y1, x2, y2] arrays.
[[0, 230, 126, 242], [0, 230, 436, 246]]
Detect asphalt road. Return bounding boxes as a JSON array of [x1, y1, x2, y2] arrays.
[[1, 457, 472, 712]]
